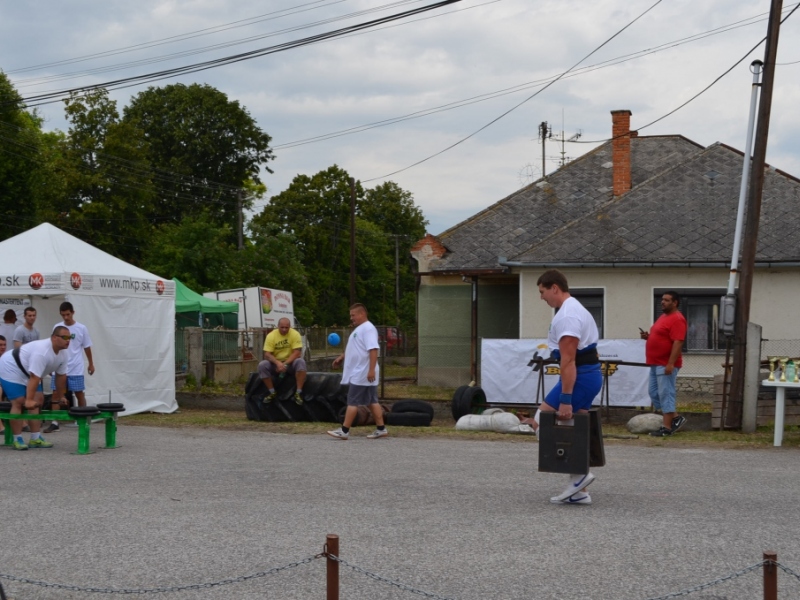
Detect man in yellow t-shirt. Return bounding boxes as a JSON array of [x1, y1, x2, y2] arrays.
[[257, 318, 306, 405]]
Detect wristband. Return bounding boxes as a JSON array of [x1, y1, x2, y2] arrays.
[[559, 393, 573, 406]]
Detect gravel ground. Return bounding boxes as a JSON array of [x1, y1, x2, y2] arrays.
[[2, 424, 800, 600]]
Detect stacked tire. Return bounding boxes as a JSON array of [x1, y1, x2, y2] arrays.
[[451, 386, 487, 421], [384, 399, 434, 427], [244, 372, 345, 423]]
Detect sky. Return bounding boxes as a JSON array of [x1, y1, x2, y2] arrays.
[[1, 0, 799, 235]]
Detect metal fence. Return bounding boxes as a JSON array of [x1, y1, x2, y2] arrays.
[[304, 326, 417, 359], [175, 329, 257, 371]]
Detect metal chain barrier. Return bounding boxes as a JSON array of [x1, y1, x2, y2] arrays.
[[328, 554, 455, 600], [774, 560, 800, 583], [645, 561, 766, 600], [0, 555, 323, 595]]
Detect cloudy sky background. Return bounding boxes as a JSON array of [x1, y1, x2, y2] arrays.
[[2, 0, 799, 235]]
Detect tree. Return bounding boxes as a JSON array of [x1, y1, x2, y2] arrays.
[[122, 83, 274, 233], [0, 72, 45, 239], [253, 166, 425, 326], [140, 211, 239, 292], [53, 90, 157, 263]]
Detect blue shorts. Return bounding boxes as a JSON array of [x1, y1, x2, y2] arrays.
[[0, 378, 43, 400], [51, 375, 85, 392], [649, 366, 679, 413], [544, 364, 603, 411]]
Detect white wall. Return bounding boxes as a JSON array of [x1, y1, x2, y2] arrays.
[[519, 267, 800, 376]]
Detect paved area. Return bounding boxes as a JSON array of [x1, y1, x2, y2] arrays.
[[2, 424, 800, 600]]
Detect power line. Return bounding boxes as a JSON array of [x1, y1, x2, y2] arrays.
[[11, 0, 424, 89], [363, 0, 665, 182], [14, 0, 462, 107], [274, 5, 780, 150], [6, 0, 343, 75]]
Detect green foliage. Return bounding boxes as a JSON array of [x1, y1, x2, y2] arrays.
[[252, 165, 426, 326], [0, 73, 45, 237], [122, 83, 274, 234], [38, 90, 156, 264], [141, 211, 239, 291]]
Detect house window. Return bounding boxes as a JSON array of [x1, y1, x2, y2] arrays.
[[653, 289, 725, 352], [570, 289, 604, 339]]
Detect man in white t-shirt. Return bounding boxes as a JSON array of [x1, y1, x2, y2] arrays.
[[0, 327, 70, 450], [327, 303, 387, 440], [534, 269, 603, 505], [44, 302, 95, 433]]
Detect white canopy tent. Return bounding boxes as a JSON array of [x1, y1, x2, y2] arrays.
[[0, 223, 177, 415]]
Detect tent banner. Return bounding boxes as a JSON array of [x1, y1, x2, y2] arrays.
[[480, 339, 651, 407], [0, 272, 175, 298]]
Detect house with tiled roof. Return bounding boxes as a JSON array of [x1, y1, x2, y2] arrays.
[[411, 110, 800, 389]]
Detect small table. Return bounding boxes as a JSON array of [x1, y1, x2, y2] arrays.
[[760, 380, 800, 447]]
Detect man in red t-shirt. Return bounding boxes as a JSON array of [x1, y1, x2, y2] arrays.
[[640, 291, 687, 436]]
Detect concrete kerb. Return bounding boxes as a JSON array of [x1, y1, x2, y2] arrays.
[[2, 424, 799, 600]]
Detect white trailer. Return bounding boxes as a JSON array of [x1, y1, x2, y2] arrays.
[[203, 287, 294, 330]]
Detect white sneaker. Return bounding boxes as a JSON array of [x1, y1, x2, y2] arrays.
[[366, 429, 388, 439], [327, 428, 349, 440], [551, 491, 592, 505], [551, 472, 595, 502]]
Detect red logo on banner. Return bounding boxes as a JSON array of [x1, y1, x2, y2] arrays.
[[156, 280, 165, 295], [70, 272, 82, 290], [29, 273, 44, 290]]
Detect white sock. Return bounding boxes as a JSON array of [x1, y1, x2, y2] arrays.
[[268, 388, 275, 394], [52, 421, 59, 426], [30, 432, 41, 440]]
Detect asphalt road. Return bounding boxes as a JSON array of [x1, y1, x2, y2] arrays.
[[2, 424, 800, 600]]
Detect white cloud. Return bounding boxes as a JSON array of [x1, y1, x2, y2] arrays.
[[3, 0, 799, 235]]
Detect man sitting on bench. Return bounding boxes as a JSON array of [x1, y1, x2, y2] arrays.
[[0, 326, 70, 450]]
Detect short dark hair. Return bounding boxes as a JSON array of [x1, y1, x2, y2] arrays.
[[59, 301, 74, 313], [349, 303, 368, 314], [3, 309, 16, 323], [0, 335, 5, 342], [663, 291, 681, 307], [24, 306, 36, 315], [536, 269, 569, 293], [52, 325, 69, 337]]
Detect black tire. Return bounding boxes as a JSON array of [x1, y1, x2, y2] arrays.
[[390, 400, 435, 419], [451, 385, 471, 420], [452, 386, 486, 421], [384, 411, 432, 427], [96, 403, 125, 412], [69, 406, 101, 417]]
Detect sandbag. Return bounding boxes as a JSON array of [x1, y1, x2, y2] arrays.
[[455, 409, 534, 434]]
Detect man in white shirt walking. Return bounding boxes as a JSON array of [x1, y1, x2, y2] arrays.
[[327, 303, 387, 440]]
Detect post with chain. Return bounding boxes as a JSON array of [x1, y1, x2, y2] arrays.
[[763, 551, 777, 600], [326, 534, 339, 600]]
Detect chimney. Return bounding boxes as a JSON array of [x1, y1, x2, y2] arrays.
[[611, 110, 632, 196]]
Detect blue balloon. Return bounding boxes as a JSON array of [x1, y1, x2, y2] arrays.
[[327, 332, 341, 347]]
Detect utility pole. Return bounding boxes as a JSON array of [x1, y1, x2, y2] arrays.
[[538, 121, 551, 179], [349, 177, 356, 307], [394, 235, 400, 326], [727, 0, 784, 428], [237, 190, 244, 250]]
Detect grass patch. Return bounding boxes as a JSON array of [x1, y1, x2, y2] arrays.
[[122, 408, 800, 448]]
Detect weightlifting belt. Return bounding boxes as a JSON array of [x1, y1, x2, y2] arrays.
[[574, 347, 600, 367]]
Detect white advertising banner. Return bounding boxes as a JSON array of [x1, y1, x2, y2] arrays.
[[481, 339, 651, 407]]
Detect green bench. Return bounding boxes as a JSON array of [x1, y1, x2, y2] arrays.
[[1, 403, 124, 455]]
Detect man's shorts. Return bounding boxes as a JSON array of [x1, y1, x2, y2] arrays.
[[0, 378, 43, 400], [257, 358, 307, 380], [51, 375, 85, 392], [544, 364, 603, 412], [346, 384, 379, 407]]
